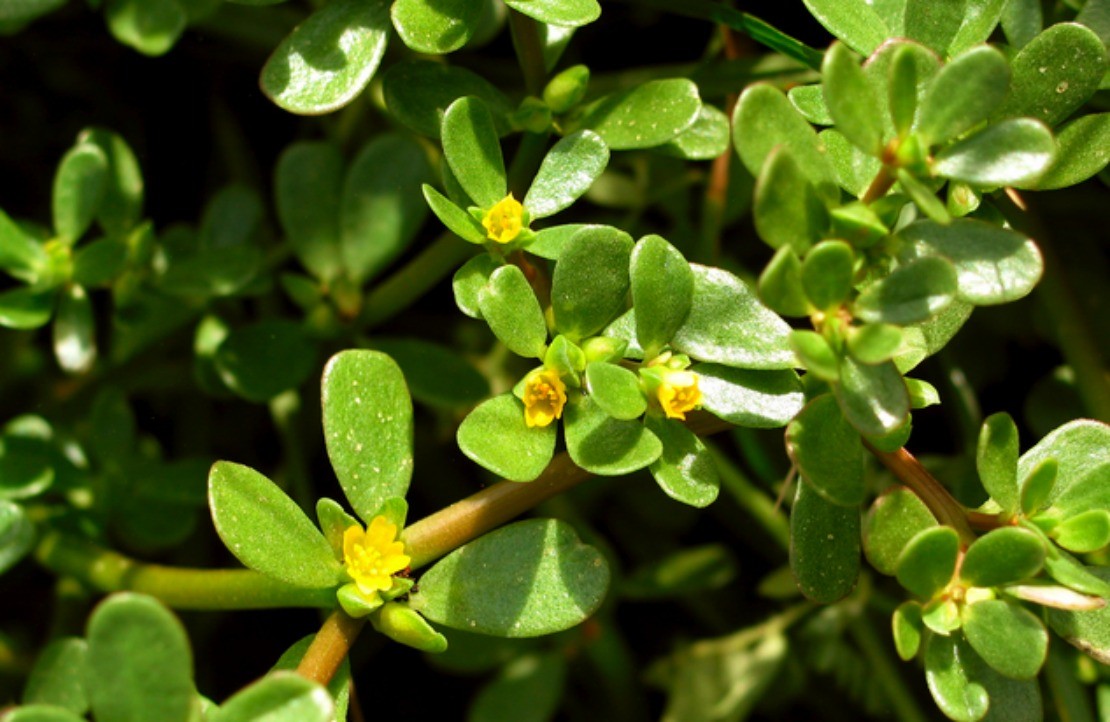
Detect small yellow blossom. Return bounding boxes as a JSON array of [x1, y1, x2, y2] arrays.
[[523, 367, 567, 428], [657, 370, 702, 420], [482, 194, 524, 243], [343, 516, 410, 597]]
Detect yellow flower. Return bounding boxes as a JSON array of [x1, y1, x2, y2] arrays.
[[657, 370, 702, 420], [523, 367, 567, 428], [343, 516, 410, 597], [482, 193, 524, 243]]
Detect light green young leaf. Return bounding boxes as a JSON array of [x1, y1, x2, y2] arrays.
[[411, 518, 610, 636], [644, 415, 719, 508], [524, 130, 609, 219], [753, 146, 827, 254], [585, 362, 645, 421], [630, 234, 693, 355], [53, 284, 96, 374], [892, 602, 924, 660], [960, 527, 1045, 588], [789, 479, 861, 603], [854, 256, 957, 325], [897, 168, 950, 224], [977, 412, 1020, 514], [801, 0, 890, 54], [453, 254, 499, 319], [23, 638, 88, 715], [261, 0, 390, 115], [457, 393, 555, 482], [695, 364, 804, 428], [788, 84, 833, 125], [1018, 420, 1110, 515], [932, 118, 1056, 187], [53, 143, 108, 244], [551, 226, 632, 339], [104, 0, 187, 57], [1001, 0, 1042, 48], [848, 323, 904, 365], [820, 129, 882, 198], [208, 462, 342, 588], [0, 288, 57, 330], [787, 394, 865, 507], [391, 0, 482, 54], [321, 350, 414, 520], [791, 330, 839, 382], [896, 526, 959, 598], [574, 79, 700, 150], [924, 635, 990, 722], [917, 46, 1010, 145], [479, 265, 548, 359], [758, 246, 809, 317], [823, 42, 884, 155], [80, 128, 144, 235], [503, 0, 599, 27], [948, 0, 1007, 55], [0, 209, 47, 282], [801, 240, 854, 311], [863, 486, 938, 575], [1052, 510, 1110, 554], [564, 396, 661, 475], [423, 185, 486, 244], [442, 97, 507, 208], [209, 672, 333, 722]]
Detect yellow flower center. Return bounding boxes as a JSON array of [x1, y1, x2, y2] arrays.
[[657, 370, 702, 420], [343, 516, 411, 598], [482, 194, 524, 244], [523, 367, 567, 428]]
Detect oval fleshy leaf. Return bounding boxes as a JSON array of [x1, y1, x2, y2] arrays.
[[382, 60, 513, 139], [977, 412, 1020, 514], [932, 118, 1056, 187], [452, 254, 499, 319], [644, 415, 719, 508], [321, 350, 414, 520], [789, 479, 860, 603], [585, 362, 646, 421], [800, 239, 854, 311], [753, 146, 827, 255], [411, 518, 610, 637], [22, 637, 88, 714], [787, 394, 864, 507], [503, 0, 599, 27], [904, 0, 966, 54], [209, 672, 333, 722], [442, 97, 507, 209], [893, 602, 924, 661], [656, 103, 730, 160], [551, 226, 632, 340], [391, 0, 481, 54], [960, 526, 1045, 588], [630, 234, 693, 356], [208, 462, 342, 588], [261, 0, 390, 115], [917, 46, 1011, 146], [1018, 420, 1110, 516], [962, 599, 1048, 680], [864, 486, 938, 576], [81, 128, 143, 236], [479, 265, 549, 359], [896, 526, 959, 598], [214, 320, 316, 403], [524, 130, 609, 220], [801, 0, 889, 54], [854, 256, 958, 325], [53, 284, 96, 374], [1045, 566, 1110, 664], [573, 79, 700, 150], [924, 635, 990, 722], [275, 142, 343, 282], [104, 0, 187, 57], [1024, 113, 1110, 190], [695, 364, 804, 429], [53, 142, 107, 244], [822, 42, 883, 155], [834, 357, 910, 439], [457, 393, 555, 482], [371, 337, 489, 410], [564, 396, 661, 476]]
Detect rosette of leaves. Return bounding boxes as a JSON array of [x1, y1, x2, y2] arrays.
[[206, 349, 609, 649]]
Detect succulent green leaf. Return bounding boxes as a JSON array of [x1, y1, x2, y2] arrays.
[[789, 479, 860, 603], [1043, 546, 1110, 597], [371, 337, 489, 409], [671, 265, 795, 370], [695, 364, 805, 428], [0, 429, 55, 499], [1019, 420, 1110, 516], [391, 0, 481, 54], [864, 486, 938, 575], [412, 518, 610, 637], [996, 22, 1107, 127], [1022, 113, 1110, 190], [821, 129, 882, 198], [630, 234, 693, 355], [453, 254, 499, 319], [81, 128, 143, 235], [801, 0, 889, 54], [315, 497, 359, 561], [787, 84, 832, 126], [209, 672, 333, 722], [657, 103, 731, 160], [503, 0, 598, 27], [564, 396, 661, 475], [382, 60, 513, 139], [905, 378, 940, 409], [214, 320, 316, 403], [23, 638, 88, 715], [977, 412, 1020, 514], [932, 118, 1056, 186], [903, 0, 967, 54], [524, 131, 608, 220], [0, 500, 34, 574], [889, 46, 920, 137], [899, 219, 1043, 305], [573, 79, 700, 150], [104, 0, 186, 57], [790, 330, 839, 382], [823, 42, 884, 155], [924, 635, 990, 722], [893, 299, 973, 373], [753, 146, 827, 254], [457, 393, 555, 482], [917, 46, 1010, 145], [947, 0, 1007, 55], [962, 600, 1048, 679], [585, 362, 646, 421], [551, 226, 632, 339], [896, 526, 959, 598], [864, 39, 942, 142], [85, 594, 196, 722], [479, 265, 548, 359], [321, 350, 414, 518], [261, 0, 390, 115], [274, 147, 348, 277], [208, 462, 341, 588], [53, 284, 96, 374], [896, 168, 950, 224], [272, 636, 351, 721], [527, 223, 601, 261], [0, 209, 47, 282], [1045, 567, 1110, 664], [469, 653, 566, 722], [1020, 458, 1057, 517], [923, 598, 963, 635], [893, 602, 924, 660], [848, 323, 903, 365], [71, 237, 125, 288], [1052, 510, 1110, 554], [341, 134, 431, 283], [786, 394, 865, 507], [423, 184, 487, 244], [834, 357, 910, 438], [733, 83, 838, 204], [758, 246, 809, 317], [52, 143, 107, 244], [1000, 0, 1042, 48], [644, 415, 719, 508], [443, 97, 507, 209], [961, 527, 1045, 588], [801, 240, 854, 311]]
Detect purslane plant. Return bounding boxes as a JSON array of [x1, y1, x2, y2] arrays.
[[0, 0, 1109, 721]]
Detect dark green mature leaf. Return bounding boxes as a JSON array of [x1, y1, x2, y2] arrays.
[[443, 97, 507, 208], [899, 219, 1043, 305], [551, 226, 632, 339], [53, 284, 96, 374], [962, 600, 1048, 679], [524, 131, 608, 219], [896, 526, 959, 598], [586, 362, 645, 420], [932, 118, 1056, 186], [630, 234, 693, 355], [695, 364, 804, 428], [71, 237, 126, 288], [23, 638, 88, 715], [996, 22, 1107, 127], [53, 143, 107, 244], [209, 462, 342, 588], [823, 42, 884, 155], [0, 0, 66, 25], [382, 60, 513, 139], [0, 500, 34, 574], [275, 142, 342, 282], [0, 428, 55, 500], [340, 134, 430, 283], [1046, 567, 1110, 664], [261, 0, 390, 115], [753, 146, 827, 254], [789, 479, 860, 603], [834, 357, 910, 438], [733, 84, 838, 204], [894, 299, 973, 372], [961, 527, 1045, 588], [104, 0, 187, 57], [564, 396, 661, 475], [903, 0, 966, 54], [391, 0, 482, 54], [457, 393, 555, 482], [801, 240, 854, 311], [412, 518, 610, 637], [644, 415, 719, 508], [801, 0, 889, 54], [573, 79, 700, 150], [787, 395, 864, 507], [977, 413, 1020, 514], [864, 487, 938, 575], [214, 321, 316, 402], [322, 350, 414, 519], [469, 653, 566, 722], [758, 246, 809, 317], [1023, 113, 1110, 190], [209, 672, 333, 722], [371, 338, 488, 409], [479, 265, 548, 359], [925, 635, 990, 722], [85, 594, 196, 722], [671, 265, 795, 370], [503, 0, 598, 27], [917, 46, 1010, 145]]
